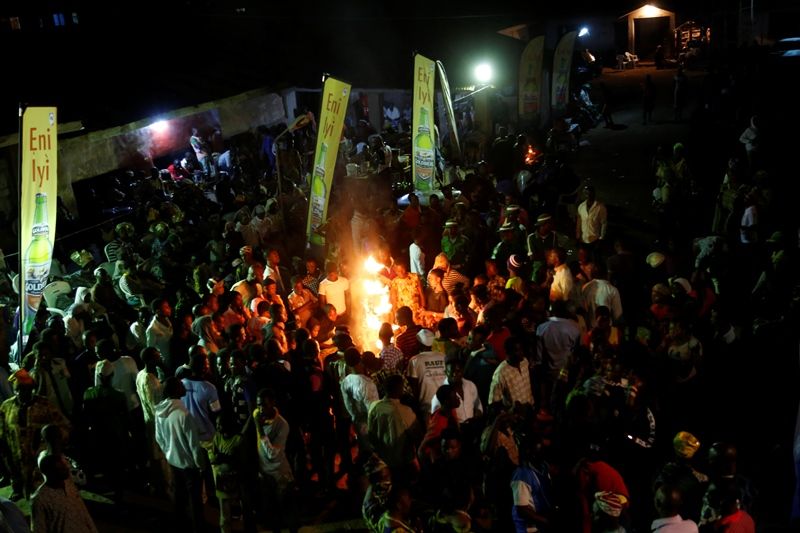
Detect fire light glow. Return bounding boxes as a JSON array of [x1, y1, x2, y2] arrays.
[[525, 145, 541, 166], [360, 256, 393, 350]]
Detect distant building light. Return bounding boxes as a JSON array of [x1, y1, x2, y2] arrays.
[[10, 17, 21, 30], [72, 12, 79, 25], [641, 4, 661, 18], [579, 27, 590, 37], [53, 13, 65, 27]]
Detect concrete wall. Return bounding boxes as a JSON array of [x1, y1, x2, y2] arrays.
[[0, 90, 287, 216]]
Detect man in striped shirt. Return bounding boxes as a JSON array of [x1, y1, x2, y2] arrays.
[[394, 307, 421, 360]]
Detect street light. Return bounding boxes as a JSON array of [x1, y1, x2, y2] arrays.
[[474, 62, 493, 84], [149, 119, 169, 133], [579, 27, 590, 37]]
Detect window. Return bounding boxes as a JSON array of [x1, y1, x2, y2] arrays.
[[53, 13, 66, 27]]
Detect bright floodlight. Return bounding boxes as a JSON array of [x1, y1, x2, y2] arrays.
[[149, 120, 169, 133], [474, 63, 493, 84], [579, 27, 590, 37], [641, 4, 660, 17]]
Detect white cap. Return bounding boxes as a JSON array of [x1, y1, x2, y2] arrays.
[[417, 329, 435, 347]]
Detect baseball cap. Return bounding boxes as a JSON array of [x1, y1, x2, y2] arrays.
[[417, 329, 435, 347]]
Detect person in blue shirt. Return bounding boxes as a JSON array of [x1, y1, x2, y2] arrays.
[[511, 434, 553, 533]]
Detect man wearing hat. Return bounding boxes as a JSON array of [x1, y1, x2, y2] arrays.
[[441, 220, 470, 271], [63, 249, 98, 289], [527, 213, 562, 283], [492, 222, 525, 278], [654, 431, 708, 522], [406, 328, 446, 423], [0, 369, 69, 499]]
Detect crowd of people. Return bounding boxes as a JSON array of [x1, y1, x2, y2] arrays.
[[0, 50, 797, 533]]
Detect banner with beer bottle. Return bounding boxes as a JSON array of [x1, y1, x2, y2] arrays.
[[412, 54, 436, 192], [552, 31, 578, 111], [20, 107, 58, 336], [306, 77, 351, 246], [519, 35, 545, 121]]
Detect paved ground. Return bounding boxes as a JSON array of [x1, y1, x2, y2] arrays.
[[570, 63, 698, 247]]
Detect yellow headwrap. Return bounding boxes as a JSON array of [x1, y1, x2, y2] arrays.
[[673, 431, 701, 459]]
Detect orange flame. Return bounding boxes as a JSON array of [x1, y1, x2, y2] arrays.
[[360, 256, 393, 351]]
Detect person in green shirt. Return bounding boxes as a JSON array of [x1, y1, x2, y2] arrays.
[[208, 411, 254, 533], [441, 221, 470, 270]]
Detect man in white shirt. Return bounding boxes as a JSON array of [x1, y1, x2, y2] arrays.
[[576, 184, 607, 245], [318, 262, 350, 322], [367, 374, 420, 469], [650, 485, 699, 532], [430, 358, 483, 424], [95, 339, 140, 412], [581, 263, 623, 327], [409, 229, 426, 278], [145, 298, 173, 366], [154, 377, 206, 532], [545, 248, 576, 306], [406, 329, 446, 422], [340, 350, 380, 453], [265, 248, 287, 296]]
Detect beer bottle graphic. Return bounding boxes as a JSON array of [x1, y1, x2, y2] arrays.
[[414, 107, 435, 191], [309, 142, 328, 245], [23, 193, 52, 334]]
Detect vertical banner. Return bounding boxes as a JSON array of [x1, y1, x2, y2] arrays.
[[412, 54, 436, 192], [519, 36, 545, 121], [20, 107, 58, 336], [551, 31, 578, 111], [307, 77, 351, 246], [435, 60, 461, 160]]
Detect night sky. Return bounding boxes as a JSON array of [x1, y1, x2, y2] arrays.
[[0, 0, 788, 135]]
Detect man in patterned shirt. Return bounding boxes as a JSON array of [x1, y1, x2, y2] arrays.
[[302, 257, 323, 296], [378, 323, 404, 372], [225, 351, 256, 431], [0, 369, 69, 499], [32, 454, 98, 533], [488, 336, 534, 413]]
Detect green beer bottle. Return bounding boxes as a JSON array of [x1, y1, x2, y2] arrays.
[[414, 107, 435, 191], [309, 142, 328, 245], [23, 193, 52, 335]]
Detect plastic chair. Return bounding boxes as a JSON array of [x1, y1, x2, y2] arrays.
[[42, 281, 72, 311], [97, 261, 116, 278], [625, 52, 639, 68]]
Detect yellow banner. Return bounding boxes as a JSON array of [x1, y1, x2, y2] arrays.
[[412, 54, 436, 192], [552, 31, 578, 111], [20, 107, 58, 335], [519, 36, 545, 120], [307, 77, 351, 246]]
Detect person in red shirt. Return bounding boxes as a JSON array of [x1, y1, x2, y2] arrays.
[[401, 193, 422, 230], [575, 451, 630, 533], [418, 384, 460, 463]]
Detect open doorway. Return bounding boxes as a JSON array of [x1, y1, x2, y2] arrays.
[[634, 16, 671, 59]]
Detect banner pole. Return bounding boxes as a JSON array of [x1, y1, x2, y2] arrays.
[[17, 104, 24, 361]]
